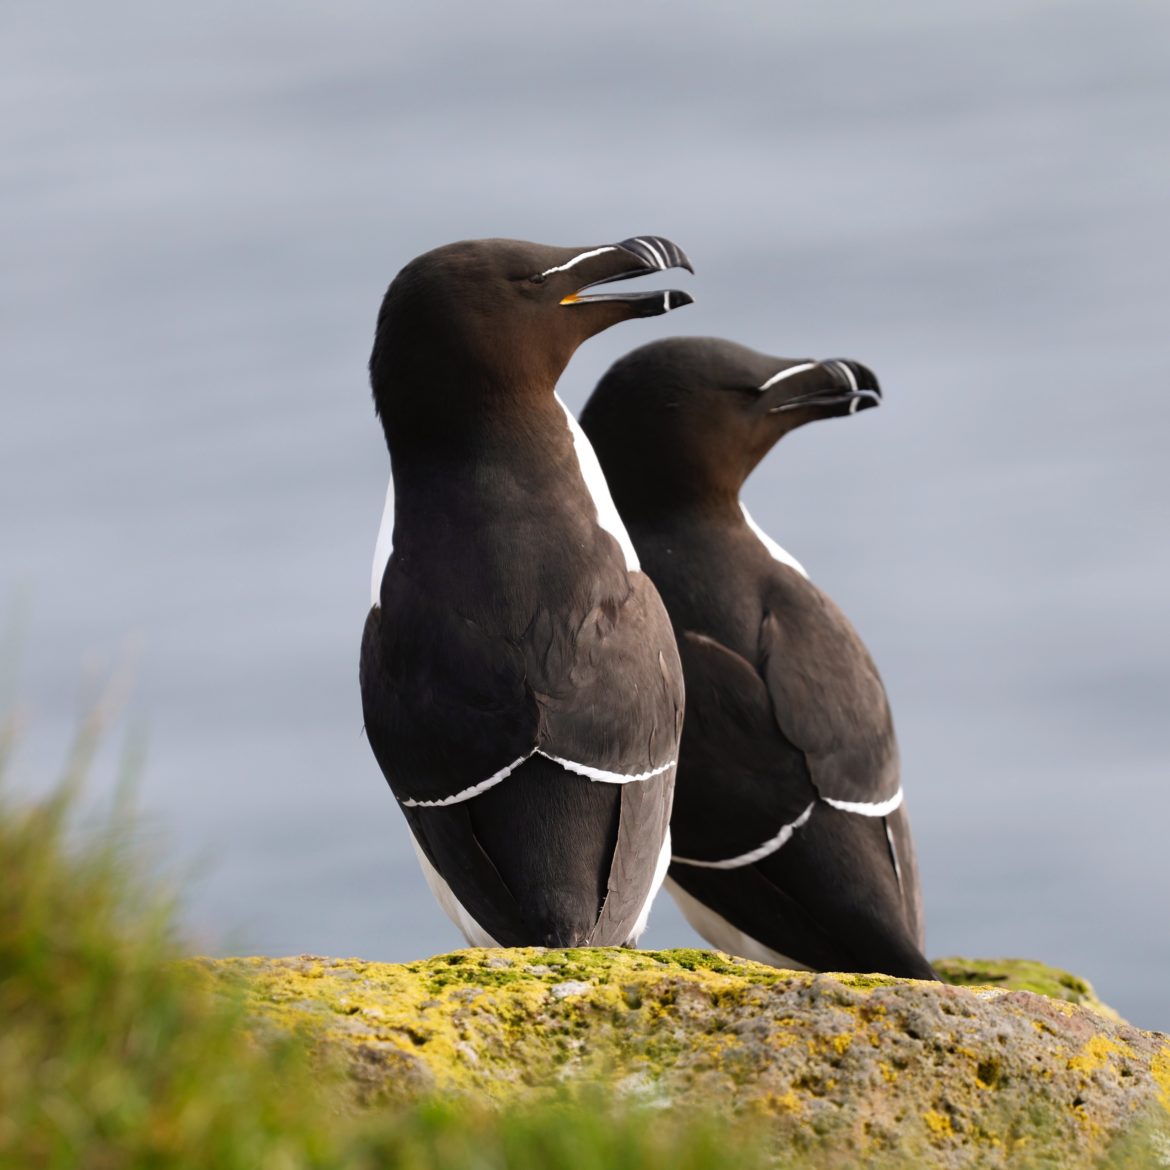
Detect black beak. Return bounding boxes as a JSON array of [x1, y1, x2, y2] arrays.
[[561, 235, 695, 318], [615, 236, 694, 274], [766, 360, 882, 415]]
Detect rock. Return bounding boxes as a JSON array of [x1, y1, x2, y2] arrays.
[[550, 980, 592, 1000], [931, 956, 1122, 1018], [195, 949, 1170, 1167]]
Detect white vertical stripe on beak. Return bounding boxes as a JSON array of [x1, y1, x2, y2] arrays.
[[833, 360, 859, 392], [634, 237, 668, 268]]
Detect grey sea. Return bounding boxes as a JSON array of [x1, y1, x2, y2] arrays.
[[3, 2, 1167, 1029]]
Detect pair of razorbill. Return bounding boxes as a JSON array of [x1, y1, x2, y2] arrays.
[[360, 236, 934, 979]]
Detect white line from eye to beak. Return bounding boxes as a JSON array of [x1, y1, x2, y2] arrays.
[[758, 362, 818, 391], [538, 246, 619, 277]]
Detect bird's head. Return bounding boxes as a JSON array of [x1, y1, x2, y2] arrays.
[[580, 336, 881, 515], [369, 237, 694, 435]]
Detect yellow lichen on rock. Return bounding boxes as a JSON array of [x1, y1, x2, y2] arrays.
[[1152, 1045, 1170, 1114], [194, 949, 1170, 1169], [1068, 1034, 1135, 1075]]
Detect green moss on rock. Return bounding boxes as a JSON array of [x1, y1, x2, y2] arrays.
[[933, 956, 1119, 1017], [194, 949, 1170, 1169]]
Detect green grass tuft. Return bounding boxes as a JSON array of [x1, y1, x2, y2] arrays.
[[0, 711, 774, 1170]]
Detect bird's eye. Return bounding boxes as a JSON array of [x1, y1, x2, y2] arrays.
[[528, 273, 547, 285]]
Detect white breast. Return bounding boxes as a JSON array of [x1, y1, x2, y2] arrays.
[[740, 502, 808, 579], [370, 475, 395, 607], [556, 394, 640, 572], [370, 401, 637, 607]]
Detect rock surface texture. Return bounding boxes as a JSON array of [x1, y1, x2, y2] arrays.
[[196, 949, 1170, 1168]]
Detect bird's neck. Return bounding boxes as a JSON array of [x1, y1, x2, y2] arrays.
[[619, 486, 744, 540], [381, 379, 629, 602]]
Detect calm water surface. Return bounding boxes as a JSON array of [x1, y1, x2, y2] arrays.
[[3, 2, 1168, 1028]]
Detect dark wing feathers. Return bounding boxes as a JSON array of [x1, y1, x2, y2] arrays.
[[751, 804, 935, 978], [527, 574, 683, 775], [759, 585, 900, 807], [884, 802, 926, 948], [670, 803, 935, 979], [668, 576, 931, 977], [362, 569, 682, 808], [460, 753, 621, 946], [361, 559, 682, 947], [671, 631, 817, 862], [400, 802, 527, 945], [360, 588, 536, 806], [593, 772, 674, 941]]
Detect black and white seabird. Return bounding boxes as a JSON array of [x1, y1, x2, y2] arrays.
[[580, 337, 935, 978], [361, 237, 692, 948]]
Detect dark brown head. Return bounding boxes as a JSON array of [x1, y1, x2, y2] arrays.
[[579, 336, 881, 518], [369, 237, 693, 449]]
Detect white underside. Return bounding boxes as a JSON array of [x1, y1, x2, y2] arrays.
[[627, 827, 672, 944], [665, 877, 809, 971], [740, 502, 808, 578], [410, 834, 501, 947], [409, 819, 673, 949]]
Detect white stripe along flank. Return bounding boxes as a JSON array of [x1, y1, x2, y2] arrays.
[[672, 802, 815, 870], [397, 750, 676, 808], [537, 752, 675, 784], [823, 787, 904, 817], [758, 361, 818, 391], [538, 246, 618, 278], [398, 754, 533, 808]]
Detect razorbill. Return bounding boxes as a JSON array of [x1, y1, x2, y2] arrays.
[[361, 237, 692, 947], [579, 337, 935, 978]]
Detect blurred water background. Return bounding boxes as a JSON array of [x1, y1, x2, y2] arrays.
[[3, 1, 1167, 1028]]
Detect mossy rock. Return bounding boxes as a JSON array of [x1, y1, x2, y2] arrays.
[[934, 956, 1120, 1018], [195, 949, 1170, 1169]]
